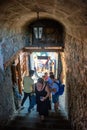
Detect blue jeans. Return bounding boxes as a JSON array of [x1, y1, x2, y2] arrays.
[[21, 92, 34, 110]]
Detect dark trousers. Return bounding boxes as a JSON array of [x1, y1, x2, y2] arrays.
[[21, 92, 32, 109]]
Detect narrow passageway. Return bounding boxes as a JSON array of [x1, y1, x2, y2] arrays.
[[0, 1, 87, 130]]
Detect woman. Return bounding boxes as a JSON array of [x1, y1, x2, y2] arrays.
[[35, 78, 50, 121]]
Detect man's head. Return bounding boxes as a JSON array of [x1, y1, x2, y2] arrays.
[[49, 71, 53, 76], [50, 74, 55, 79]]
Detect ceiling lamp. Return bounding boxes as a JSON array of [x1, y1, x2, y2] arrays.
[[33, 12, 43, 39]]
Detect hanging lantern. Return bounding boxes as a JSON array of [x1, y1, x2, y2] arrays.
[[33, 27, 43, 39], [33, 12, 43, 39]]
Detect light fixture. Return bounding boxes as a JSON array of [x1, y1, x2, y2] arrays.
[[33, 12, 43, 39]]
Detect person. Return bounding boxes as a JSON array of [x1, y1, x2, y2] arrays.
[[13, 82, 22, 100], [46, 71, 54, 110], [13, 82, 22, 109], [42, 74, 51, 111], [35, 78, 50, 121], [20, 70, 35, 112], [49, 74, 60, 112], [44, 72, 48, 81], [47, 71, 54, 85]]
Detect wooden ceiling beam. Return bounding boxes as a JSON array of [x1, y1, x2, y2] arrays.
[[23, 47, 64, 52]]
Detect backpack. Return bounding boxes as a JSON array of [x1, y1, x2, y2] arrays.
[[54, 80, 65, 96]]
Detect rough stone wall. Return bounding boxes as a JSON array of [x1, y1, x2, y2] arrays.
[[0, 28, 29, 63], [65, 34, 87, 130], [0, 28, 29, 123], [0, 66, 15, 125]]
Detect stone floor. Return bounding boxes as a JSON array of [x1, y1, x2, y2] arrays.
[[0, 100, 73, 130]]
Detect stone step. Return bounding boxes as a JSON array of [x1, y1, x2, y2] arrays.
[[13, 115, 69, 122], [0, 126, 72, 130], [0, 110, 73, 130], [6, 116, 72, 130]]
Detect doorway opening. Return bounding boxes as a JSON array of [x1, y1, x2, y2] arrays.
[[30, 52, 58, 81]]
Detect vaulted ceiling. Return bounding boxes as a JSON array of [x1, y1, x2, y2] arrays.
[[0, 0, 87, 40]]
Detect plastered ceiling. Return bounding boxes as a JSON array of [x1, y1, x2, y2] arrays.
[[0, 0, 87, 40]]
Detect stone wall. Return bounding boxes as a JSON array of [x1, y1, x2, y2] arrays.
[[0, 28, 29, 123], [0, 66, 15, 125], [65, 34, 87, 130], [0, 28, 29, 64]]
